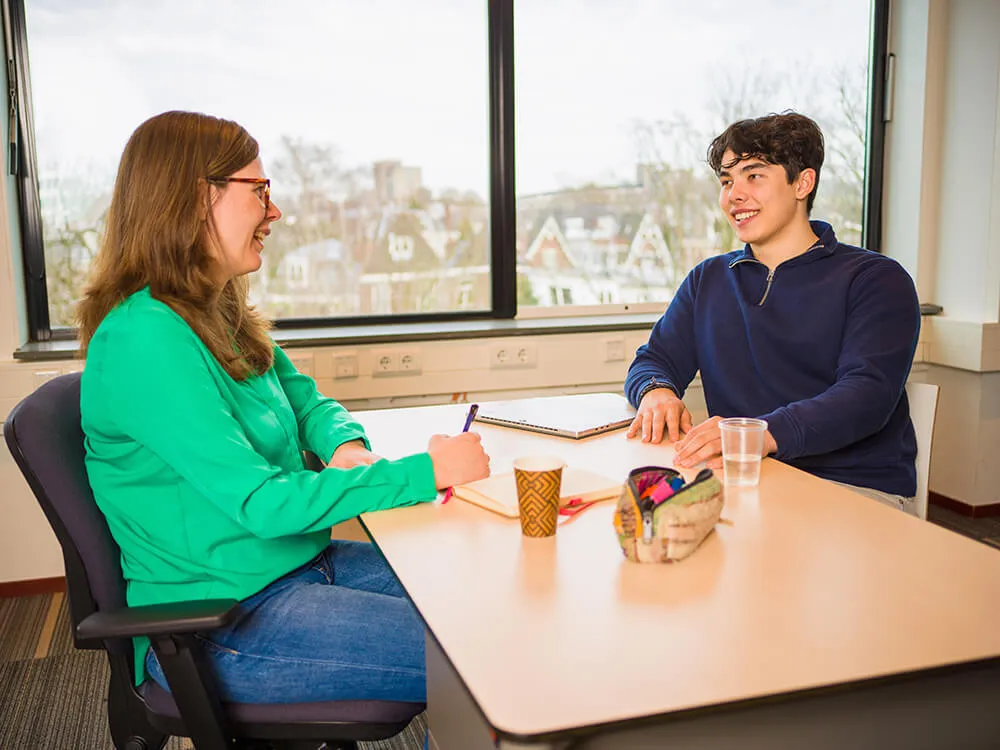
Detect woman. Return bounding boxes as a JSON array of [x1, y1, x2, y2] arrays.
[[78, 110, 490, 704]]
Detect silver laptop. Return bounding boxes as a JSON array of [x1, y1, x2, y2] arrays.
[[474, 393, 636, 440]]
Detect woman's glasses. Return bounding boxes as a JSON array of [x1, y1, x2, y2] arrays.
[[207, 176, 270, 212]]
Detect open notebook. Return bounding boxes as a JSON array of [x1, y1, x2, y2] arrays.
[[473, 393, 636, 439], [452, 467, 623, 518]]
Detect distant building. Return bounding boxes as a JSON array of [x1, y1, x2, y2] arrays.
[[262, 237, 361, 316], [373, 160, 423, 206], [358, 207, 488, 314], [254, 162, 748, 317], [519, 209, 680, 306]]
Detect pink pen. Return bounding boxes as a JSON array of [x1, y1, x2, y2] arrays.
[[649, 482, 676, 505]]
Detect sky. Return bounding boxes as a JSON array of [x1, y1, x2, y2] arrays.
[[25, 0, 871, 206]]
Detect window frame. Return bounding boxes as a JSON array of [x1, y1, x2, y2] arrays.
[[3, 0, 887, 343]]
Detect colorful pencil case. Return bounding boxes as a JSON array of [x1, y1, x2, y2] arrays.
[[613, 466, 724, 563]]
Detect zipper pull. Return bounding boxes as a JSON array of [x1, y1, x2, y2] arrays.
[[641, 509, 654, 543], [759, 268, 776, 306]]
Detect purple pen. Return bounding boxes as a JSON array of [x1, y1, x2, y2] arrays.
[[442, 404, 479, 504], [461, 403, 479, 432]]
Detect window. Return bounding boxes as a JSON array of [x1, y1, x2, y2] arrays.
[[515, 0, 878, 310], [6, 0, 886, 340], [15, 0, 490, 332]]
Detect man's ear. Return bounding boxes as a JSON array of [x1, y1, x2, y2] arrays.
[[794, 168, 816, 202]]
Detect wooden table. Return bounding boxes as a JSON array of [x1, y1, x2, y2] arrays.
[[355, 401, 1000, 749]]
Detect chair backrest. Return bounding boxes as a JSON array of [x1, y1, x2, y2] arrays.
[[3, 372, 130, 654], [905, 381, 940, 520]]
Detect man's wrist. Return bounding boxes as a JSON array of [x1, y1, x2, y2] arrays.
[[763, 430, 778, 456], [636, 377, 677, 403]]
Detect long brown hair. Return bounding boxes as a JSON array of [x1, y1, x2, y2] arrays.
[[77, 110, 273, 379]]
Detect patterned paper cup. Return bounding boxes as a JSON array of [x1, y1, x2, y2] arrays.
[[513, 456, 565, 538]]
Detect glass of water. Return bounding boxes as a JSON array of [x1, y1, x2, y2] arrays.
[[719, 418, 768, 486]]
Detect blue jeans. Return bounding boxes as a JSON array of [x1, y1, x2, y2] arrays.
[[145, 540, 426, 703]]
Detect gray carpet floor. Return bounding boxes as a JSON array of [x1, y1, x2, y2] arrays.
[[0, 643, 427, 749], [927, 504, 1000, 549], [0, 593, 425, 749]]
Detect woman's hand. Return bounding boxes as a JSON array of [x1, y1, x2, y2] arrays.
[[327, 439, 382, 470], [427, 432, 490, 489]]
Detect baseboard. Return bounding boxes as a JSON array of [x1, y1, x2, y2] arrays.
[[0, 576, 67, 598], [929, 492, 1000, 518]]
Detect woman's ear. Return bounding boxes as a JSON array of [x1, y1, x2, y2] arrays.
[[196, 178, 213, 221]]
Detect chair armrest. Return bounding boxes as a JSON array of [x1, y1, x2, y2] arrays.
[[76, 598, 240, 641]]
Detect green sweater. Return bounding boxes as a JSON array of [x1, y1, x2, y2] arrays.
[[81, 288, 437, 682]]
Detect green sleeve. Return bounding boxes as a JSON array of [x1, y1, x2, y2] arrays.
[[92, 310, 437, 538], [271, 345, 370, 461]]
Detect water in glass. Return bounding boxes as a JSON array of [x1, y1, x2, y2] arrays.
[[723, 453, 761, 486]]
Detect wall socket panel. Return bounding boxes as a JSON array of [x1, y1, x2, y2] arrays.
[[489, 342, 538, 369], [372, 348, 422, 376], [333, 354, 359, 379], [287, 353, 315, 377], [605, 338, 626, 362]]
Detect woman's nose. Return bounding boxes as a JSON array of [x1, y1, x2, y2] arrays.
[[267, 199, 282, 222]]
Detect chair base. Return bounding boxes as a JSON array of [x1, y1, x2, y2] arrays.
[[108, 664, 168, 750], [139, 677, 421, 746], [232, 742, 358, 750]]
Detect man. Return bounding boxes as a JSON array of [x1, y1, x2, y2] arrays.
[[624, 112, 921, 513]]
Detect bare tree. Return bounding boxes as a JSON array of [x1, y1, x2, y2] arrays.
[[786, 62, 867, 244], [37, 165, 110, 327], [254, 136, 370, 315], [705, 67, 783, 132], [632, 60, 869, 257], [631, 117, 722, 271], [44, 221, 101, 327]]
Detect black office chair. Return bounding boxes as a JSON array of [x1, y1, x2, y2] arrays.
[[3, 372, 424, 750]]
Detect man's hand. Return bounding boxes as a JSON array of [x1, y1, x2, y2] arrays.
[[674, 417, 778, 469], [626, 387, 692, 444], [327, 439, 382, 470]]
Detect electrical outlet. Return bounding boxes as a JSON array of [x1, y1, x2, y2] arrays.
[[490, 342, 537, 369], [398, 349, 422, 375], [333, 354, 359, 379], [605, 338, 626, 362], [371, 349, 420, 376], [372, 350, 399, 376]]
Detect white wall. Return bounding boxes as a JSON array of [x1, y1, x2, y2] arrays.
[[4, 0, 1000, 583], [882, 0, 1000, 507], [932, 0, 1000, 323], [881, 0, 943, 300]]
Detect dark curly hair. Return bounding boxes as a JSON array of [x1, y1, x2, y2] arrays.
[[707, 112, 825, 213]]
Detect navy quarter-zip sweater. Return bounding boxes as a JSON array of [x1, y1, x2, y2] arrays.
[[625, 221, 920, 497]]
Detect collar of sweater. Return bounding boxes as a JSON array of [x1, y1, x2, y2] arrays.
[[728, 220, 838, 270]]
